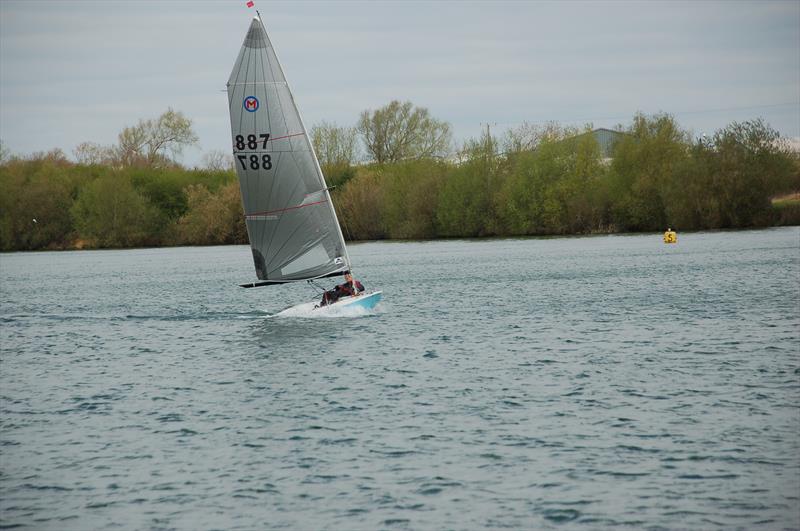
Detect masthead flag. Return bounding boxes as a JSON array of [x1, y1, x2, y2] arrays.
[[246, 1, 254, 7]]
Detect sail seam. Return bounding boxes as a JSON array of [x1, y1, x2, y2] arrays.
[[261, 21, 291, 147], [267, 151, 305, 263], [262, 151, 282, 263], [264, 155, 315, 271], [255, 42, 271, 264], [266, 229, 323, 274], [244, 45, 263, 253], [257, 22, 280, 264]]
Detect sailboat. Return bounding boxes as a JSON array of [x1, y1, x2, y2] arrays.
[[226, 15, 381, 312]]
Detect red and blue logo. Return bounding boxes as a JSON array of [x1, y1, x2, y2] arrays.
[[243, 96, 259, 112]]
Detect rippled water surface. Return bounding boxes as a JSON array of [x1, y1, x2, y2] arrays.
[[2, 228, 799, 530]]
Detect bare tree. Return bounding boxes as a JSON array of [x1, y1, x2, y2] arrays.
[[201, 149, 234, 171], [501, 121, 576, 155], [116, 122, 149, 166], [116, 108, 198, 167], [28, 148, 69, 164], [0, 140, 9, 164], [311, 121, 360, 167], [73, 142, 115, 165], [357, 101, 451, 163]]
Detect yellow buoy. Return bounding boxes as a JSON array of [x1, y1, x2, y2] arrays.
[[663, 228, 677, 244]]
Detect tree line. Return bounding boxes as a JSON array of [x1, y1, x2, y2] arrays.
[[1, 104, 798, 251]]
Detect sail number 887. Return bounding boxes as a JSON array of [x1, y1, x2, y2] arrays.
[[237, 154, 272, 170], [235, 134, 270, 150], [234, 133, 272, 170]]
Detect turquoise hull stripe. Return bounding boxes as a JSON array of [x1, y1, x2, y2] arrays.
[[344, 291, 382, 310]]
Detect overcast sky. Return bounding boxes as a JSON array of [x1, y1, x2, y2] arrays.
[[1, 0, 798, 166]]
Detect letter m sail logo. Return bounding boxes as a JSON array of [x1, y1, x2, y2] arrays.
[[243, 96, 259, 112]]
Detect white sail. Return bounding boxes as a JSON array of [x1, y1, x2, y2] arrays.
[[227, 17, 350, 286]]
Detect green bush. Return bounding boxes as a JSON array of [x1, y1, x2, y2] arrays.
[[173, 182, 246, 245], [1, 113, 797, 251], [70, 173, 164, 248]]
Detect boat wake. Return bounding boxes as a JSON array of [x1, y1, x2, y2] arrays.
[[271, 301, 378, 319]]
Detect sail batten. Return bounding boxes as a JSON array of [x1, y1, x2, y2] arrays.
[[227, 17, 349, 283]]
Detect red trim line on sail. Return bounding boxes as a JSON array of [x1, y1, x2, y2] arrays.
[[270, 132, 305, 142], [245, 199, 328, 219], [231, 132, 305, 150]]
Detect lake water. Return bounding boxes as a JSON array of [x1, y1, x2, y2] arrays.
[[1, 228, 799, 530]]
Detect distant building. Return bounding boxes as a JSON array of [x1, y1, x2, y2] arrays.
[[569, 128, 628, 162]]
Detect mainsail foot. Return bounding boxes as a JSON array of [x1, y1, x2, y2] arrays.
[[240, 269, 350, 289]]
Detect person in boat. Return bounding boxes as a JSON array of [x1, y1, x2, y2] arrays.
[[319, 273, 365, 306]]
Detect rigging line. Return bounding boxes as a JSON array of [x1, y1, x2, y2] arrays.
[[340, 215, 354, 243], [307, 279, 328, 293], [309, 139, 345, 256], [228, 36, 245, 107], [334, 191, 354, 243]]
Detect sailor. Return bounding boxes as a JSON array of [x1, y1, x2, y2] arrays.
[[319, 273, 365, 306]]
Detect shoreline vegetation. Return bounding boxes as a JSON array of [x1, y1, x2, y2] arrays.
[[1, 104, 798, 252]]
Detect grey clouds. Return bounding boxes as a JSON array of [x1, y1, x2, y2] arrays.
[[1, 0, 797, 166]]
